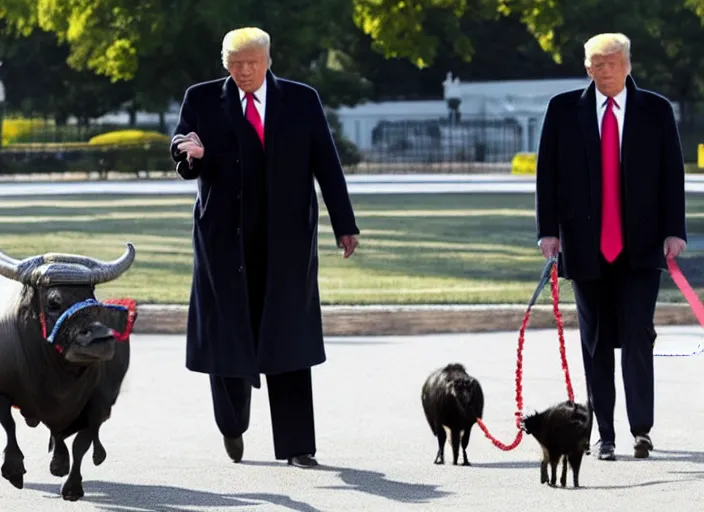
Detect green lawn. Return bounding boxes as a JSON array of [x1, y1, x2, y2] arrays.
[[0, 193, 702, 305]]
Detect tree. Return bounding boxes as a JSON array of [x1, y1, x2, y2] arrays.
[[0, 22, 132, 125], [0, 0, 373, 109]]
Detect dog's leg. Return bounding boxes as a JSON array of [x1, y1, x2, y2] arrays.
[[434, 425, 446, 464], [560, 455, 568, 487], [540, 446, 549, 484], [549, 452, 560, 487], [461, 427, 471, 466], [568, 451, 585, 488], [450, 428, 461, 465]]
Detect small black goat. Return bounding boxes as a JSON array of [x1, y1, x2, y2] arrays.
[[421, 363, 484, 466], [520, 399, 593, 488]]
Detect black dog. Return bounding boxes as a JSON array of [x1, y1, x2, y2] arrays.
[[520, 399, 593, 487], [421, 363, 484, 465]]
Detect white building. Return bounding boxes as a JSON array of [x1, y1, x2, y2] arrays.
[[336, 72, 682, 162], [334, 74, 595, 161], [442, 73, 592, 153]]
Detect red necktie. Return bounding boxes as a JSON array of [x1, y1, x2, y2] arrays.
[[245, 92, 264, 147], [600, 97, 623, 262]]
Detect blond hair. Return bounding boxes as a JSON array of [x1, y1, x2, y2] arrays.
[[584, 33, 631, 68], [221, 27, 271, 69]]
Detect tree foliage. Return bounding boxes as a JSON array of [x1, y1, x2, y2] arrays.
[[0, 0, 373, 108], [0, 22, 132, 123]]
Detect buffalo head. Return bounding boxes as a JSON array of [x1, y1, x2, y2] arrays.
[[0, 243, 136, 364]]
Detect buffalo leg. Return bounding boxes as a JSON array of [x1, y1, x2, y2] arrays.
[[450, 428, 461, 465], [0, 396, 25, 489], [49, 435, 70, 477], [434, 425, 446, 464], [93, 429, 106, 466], [461, 427, 472, 466], [61, 428, 94, 501]]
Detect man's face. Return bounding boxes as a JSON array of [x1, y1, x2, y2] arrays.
[[586, 52, 630, 97], [227, 46, 269, 93]]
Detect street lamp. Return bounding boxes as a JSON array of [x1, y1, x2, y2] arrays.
[[443, 72, 462, 123]]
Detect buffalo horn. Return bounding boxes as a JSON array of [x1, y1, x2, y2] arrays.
[[87, 242, 136, 284], [0, 250, 21, 281]]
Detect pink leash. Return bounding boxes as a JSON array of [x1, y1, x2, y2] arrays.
[[657, 258, 704, 357]]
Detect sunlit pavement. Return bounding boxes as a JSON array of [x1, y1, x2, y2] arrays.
[[1, 327, 702, 511]]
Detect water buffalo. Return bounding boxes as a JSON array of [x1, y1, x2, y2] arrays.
[[0, 243, 137, 500]]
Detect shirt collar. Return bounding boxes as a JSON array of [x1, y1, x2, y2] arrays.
[[596, 84, 627, 110], [239, 79, 267, 104]]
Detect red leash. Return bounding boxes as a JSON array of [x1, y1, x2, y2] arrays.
[[475, 259, 574, 451], [475, 256, 703, 450]]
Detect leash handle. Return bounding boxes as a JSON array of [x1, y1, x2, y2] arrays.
[[527, 256, 558, 308]]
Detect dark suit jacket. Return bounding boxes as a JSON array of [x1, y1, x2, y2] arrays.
[[535, 75, 687, 281], [169, 71, 359, 386]]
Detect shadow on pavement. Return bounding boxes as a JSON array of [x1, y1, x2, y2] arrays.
[[24, 481, 322, 512], [585, 477, 701, 490], [241, 460, 451, 503], [617, 448, 704, 463], [470, 460, 538, 469]]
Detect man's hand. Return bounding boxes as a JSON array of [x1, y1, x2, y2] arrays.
[[664, 236, 686, 259], [173, 132, 204, 167], [338, 235, 359, 258], [538, 236, 560, 259]]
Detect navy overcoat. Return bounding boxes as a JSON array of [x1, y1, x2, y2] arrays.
[[170, 71, 360, 387]]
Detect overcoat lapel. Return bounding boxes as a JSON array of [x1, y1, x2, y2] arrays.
[[620, 75, 642, 193], [220, 76, 247, 144], [577, 81, 603, 233], [220, 71, 284, 174], [263, 70, 283, 176]]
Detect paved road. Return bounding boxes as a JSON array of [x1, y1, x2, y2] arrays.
[[2, 173, 704, 196], [1, 327, 702, 511]]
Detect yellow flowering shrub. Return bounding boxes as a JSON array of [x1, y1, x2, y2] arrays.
[[1, 118, 47, 146], [511, 152, 537, 174], [89, 130, 169, 146]]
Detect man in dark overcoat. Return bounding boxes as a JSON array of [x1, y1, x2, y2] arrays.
[[169, 27, 360, 468], [535, 33, 687, 461]]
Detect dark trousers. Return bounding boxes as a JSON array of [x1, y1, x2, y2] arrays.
[[572, 253, 661, 444], [209, 369, 316, 460], [208, 230, 316, 460]]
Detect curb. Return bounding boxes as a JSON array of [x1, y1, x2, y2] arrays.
[[131, 303, 700, 337]]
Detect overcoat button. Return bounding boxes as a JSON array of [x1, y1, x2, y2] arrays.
[[238, 265, 244, 273]]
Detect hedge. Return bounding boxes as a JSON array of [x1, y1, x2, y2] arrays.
[[89, 130, 170, 146], [510, 152, 536, 174], [0, 144, 172, 176], [1, 118, 47, 146]]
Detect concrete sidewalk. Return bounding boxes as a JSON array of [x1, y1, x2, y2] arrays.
[[0, 326, 702, 511]]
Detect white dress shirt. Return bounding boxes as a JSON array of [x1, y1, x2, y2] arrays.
[[595, 86, 626, 158], [238, 80, 267, 126]]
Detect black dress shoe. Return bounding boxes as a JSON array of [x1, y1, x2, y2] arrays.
[[224, 436, 244, 463], [633, 434, 653, 459], [287, 454, 319, 468]]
